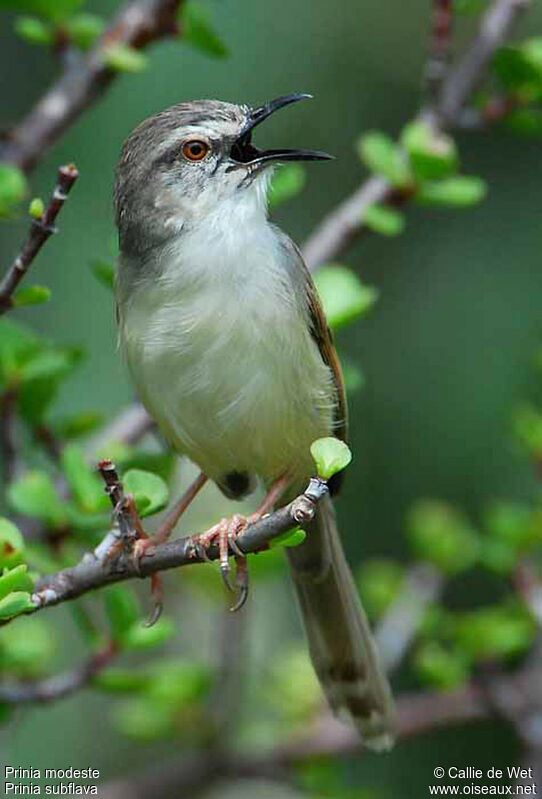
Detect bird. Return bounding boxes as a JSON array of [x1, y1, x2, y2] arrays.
[[113, 93, 396, 751]]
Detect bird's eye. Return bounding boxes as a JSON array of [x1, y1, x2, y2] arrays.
[[182, 140, 210, 161]]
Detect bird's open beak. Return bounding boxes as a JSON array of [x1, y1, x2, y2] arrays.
[[230, 93, 333, 166]]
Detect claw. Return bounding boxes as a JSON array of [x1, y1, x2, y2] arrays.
[[193, 540, 213, 563], [220, 561, 236, 593], [143, 573, 164, 628], [229, 556, 249, 612], [228, 536, 245, 558], [229, 583, 249, 613]]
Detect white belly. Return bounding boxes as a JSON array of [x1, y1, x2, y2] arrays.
[[119, 223, 336, 492]]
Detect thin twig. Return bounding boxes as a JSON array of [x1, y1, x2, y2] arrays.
[[99, 675, 529, 799], [375, 563, 444, 673], [0, 388, 19, 484], [437, 0, 530, 124], [0, 164, 79, 313], [1, 0, 185, 173], [90, 403, 154, 455], [0, 641, 116, 704], [28, 485, 320, 617], [302, 0, 530, 271], [425, 0, 455, 109]]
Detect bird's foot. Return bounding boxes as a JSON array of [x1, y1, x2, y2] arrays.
[[194, 513, 253, 612]]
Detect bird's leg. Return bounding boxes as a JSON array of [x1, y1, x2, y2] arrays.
[[194, 473, 291, 611], [132, 472, 208, 626], [134, 472, 208, 560]]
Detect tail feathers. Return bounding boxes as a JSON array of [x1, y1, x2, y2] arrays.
[[286, 494, 396, 752]]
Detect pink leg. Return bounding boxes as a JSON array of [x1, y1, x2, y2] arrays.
[[133, 472, 208, 626], [134, 472, 208, 559]]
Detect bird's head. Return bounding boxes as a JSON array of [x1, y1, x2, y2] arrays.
[[114, 94, 331, 255]]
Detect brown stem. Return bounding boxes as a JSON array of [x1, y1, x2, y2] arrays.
[[0, 164, 79, 313], [28, 486, 320, 617], [302, 0, 531, 271], [425, 0, 455, 109], [1, 0, 184, 173]]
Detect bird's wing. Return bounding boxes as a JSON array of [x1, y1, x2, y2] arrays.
[[275, 229, 348, 446]]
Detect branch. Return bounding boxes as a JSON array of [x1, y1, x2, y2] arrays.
[[0, 163, 79, 313], [0, 642, 116, 704], [436, 0, 530, 125], [375, 563, 444, 673], [1, 0, 184, 173], [99, 676, 521, 799], [90, 403, 154, 454], [302, 0, 530, 271], [424, 0, 455, 109], [0, 387, 20, 484], [29, 482, 321, 616]]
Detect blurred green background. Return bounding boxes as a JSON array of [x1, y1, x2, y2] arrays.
[[2, 0, 542, 796]]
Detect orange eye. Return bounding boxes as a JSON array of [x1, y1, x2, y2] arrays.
[[182, 139, 209, 161]]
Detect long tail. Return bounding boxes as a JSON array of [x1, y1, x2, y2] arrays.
[[286, 493, 396, 751]]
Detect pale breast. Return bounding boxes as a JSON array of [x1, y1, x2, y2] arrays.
[[119, 219, 336, 492]]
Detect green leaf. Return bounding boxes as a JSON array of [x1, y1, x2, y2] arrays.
[[113, 697, 176, 740], [514, 403, 542, 457], [61, 444, 109, 513], [414, 641, 470, 690], [454, 603, 537, 662], [123, 469, 169, 517], [0, 565, 34, 600], [13, 285, 51, 308], [122, 617, 176, 650], [0, 591, 35, 620], [19, 346, 82, 423], [66, 13, 105, 49], [28, 197, 44, 218], [90, 259, 115, 291], [18, 349, 77, 383], [104, 586, 140, 640], [268, 164, 306, 209], [269, 648, 321, 724], [14, 16, 54, 46], [7, 471, 68, 527], [357, 558, 405, 619], [456, 0, 488, 16], [0, 318, 42, 389], [505, 108, 542, 138], [0, 165, 27, 218], [521, 38, 542, 81], [416, 176, 487, 207], [407, 500, 480, 575], [93, 668, 150, 694], [269, 527, 307, 549], [103, 44, 148, 73], [341, 358, 364, 394], [0, 518, 25, 570], [0, 617, 55, 678], [180, 1, 228, 58], [314, 265, 378, 330], [493, 46, 541, 91], [358, 131, 412, 187], [401, 120, 458, 180], [1, 0, 84, 23], [364, 204, 405, 237], [148, 658, 213, 705], [310, 437, 352, 480], [54, 410, 104, 440]]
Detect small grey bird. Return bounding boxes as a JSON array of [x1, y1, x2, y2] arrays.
[[114, 94, 395, 750]]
